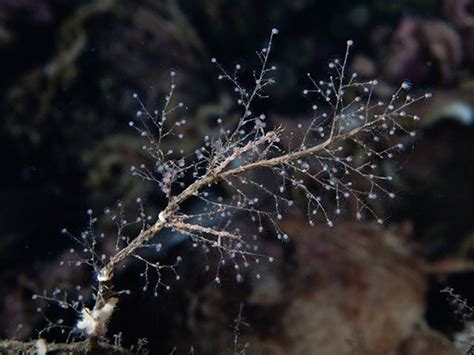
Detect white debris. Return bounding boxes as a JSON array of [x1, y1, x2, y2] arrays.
[[76, 298, 118, 336], [35, 338, 48, 355]]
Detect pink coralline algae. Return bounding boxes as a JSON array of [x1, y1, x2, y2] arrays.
[[381, 18, 462, 84], [0, 0, 52, 24]]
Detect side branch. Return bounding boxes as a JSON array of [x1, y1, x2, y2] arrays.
[[169, 221, 241, 241], [219, 118, 373, 180]]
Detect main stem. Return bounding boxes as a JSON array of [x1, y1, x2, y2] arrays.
[[92, 114, 382, 324]]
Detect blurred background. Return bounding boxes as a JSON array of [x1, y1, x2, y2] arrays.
[[0, 0, 473, 354]]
